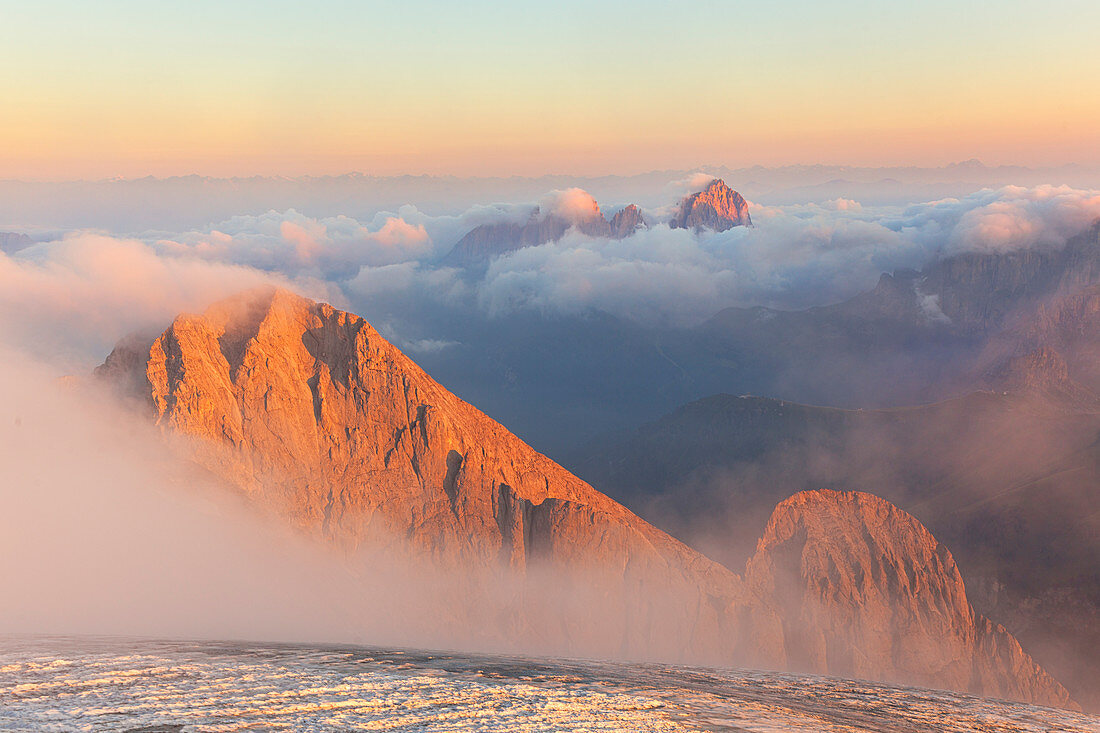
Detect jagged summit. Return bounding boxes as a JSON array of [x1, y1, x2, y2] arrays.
[[670, 178, 752, 231], [96, 290, 1075, 707], [609, 204, 647, 239], [443, 179, 753, 264], [101, 286, 751, 661]]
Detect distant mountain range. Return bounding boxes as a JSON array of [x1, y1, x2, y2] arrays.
[[412, 223, 1100, 456], [660, 220, 1100, 411], [0, 231, 33, 254], [444, 179, 748, 265], [95, 287, 1074, 708], [547, 221, 1100, 710], [3, 161, 1095, 231]]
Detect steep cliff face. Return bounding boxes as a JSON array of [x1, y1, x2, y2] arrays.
[[609, 204, 647, 238], [914, 221, 1100, 335], [986, 346, 1098, 404], [746, 490, 1075, 709], [99, 286, 750, 663], [670, 179, 752, 231], [97, 289, 1075, 707], [979, 278, 1100, 399]]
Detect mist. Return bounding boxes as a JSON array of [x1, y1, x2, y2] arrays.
[[571, 388, 1100, 709], [0, 345, 739, 665], [4, 179, 1100, 455], [1, 171, 1099, 708], [3, 162, 1099, 233]]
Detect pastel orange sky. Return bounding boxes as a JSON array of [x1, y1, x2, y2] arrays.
[[3, 0, 1099, 180]]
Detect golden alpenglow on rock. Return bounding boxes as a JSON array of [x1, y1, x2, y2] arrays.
[[670, 179, 753, 231], [746, 490, 1075, 709], [97, 287, 1076, 709]]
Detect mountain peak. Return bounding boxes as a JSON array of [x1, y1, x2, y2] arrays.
[[96, 293, 1076, 707], [747, 489, 1075, 709], [203, 285, 306, 324], [444, 190, 612, 264], [101, 289, 752, 662], [609, 204, 647, 238], [670, 178, 752, 231]]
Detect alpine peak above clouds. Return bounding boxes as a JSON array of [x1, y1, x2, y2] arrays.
[[444, 178, 750, 264], [96, 287, 1075, 709], [670, 178, 752, 231], [609, 204, 647, 239]]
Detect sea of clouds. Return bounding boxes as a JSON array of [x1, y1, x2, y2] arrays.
[[1, 181, 1099, 366]]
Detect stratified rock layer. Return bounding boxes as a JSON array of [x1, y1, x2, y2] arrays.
[[98, 288, 1074, 708], [746, 490, 1075, 709]]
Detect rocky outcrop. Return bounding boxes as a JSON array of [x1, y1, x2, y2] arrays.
[[609, 204, 647, 238], [445, 194, 611, 264], [444, 178, 756, 263], [670, 179, 752, 231], [746, 490, 1075, 709], [574, 386, 1100, 710], [911, 220, 1100, 335], [100, 286, 750, 663], [98, 288, 1075, 707], [985, 347, 1099, 404], [977, 277, 1100, 402]]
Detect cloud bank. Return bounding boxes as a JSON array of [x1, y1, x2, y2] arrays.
[[2, 183, 1098, 367]]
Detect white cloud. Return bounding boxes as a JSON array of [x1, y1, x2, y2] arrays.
[[0, 233, 331, 367], [895, 185, 1100, 255], [4, 184, 1098, 361], [465, 185, 1100, 324], [539, 188, 603, 222]]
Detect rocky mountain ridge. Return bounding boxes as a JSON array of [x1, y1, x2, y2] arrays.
[[96, 287, 1075, 708], [444, 202, 614, 264], [609, 204, 647, 238], [670, 178, 753, 231], [444, 179, 749, 263], [746, 490, 1069, 705]]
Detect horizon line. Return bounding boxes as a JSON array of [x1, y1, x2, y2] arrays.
[[3, 159, 1098, 186]]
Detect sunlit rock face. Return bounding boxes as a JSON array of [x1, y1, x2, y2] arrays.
[[98, 289, 1074, 708], [98, 286, 751, 664], [746, 490, 1076, 709], [609, 204, 647, 239], [670, 178, 752, 231]]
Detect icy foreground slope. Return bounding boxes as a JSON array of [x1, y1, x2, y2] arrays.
[[1, 637, 1098, 733]]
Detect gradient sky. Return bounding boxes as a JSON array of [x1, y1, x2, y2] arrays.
[[2, 0, 1099, 179]]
